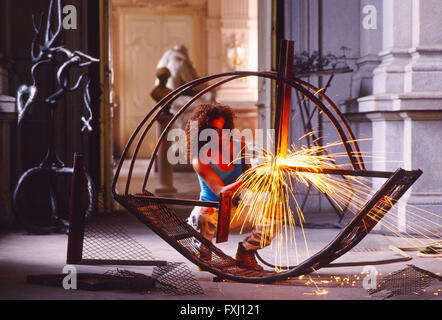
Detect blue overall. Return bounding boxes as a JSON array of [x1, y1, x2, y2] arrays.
[[188, 139, 277, 251], [197, 139, 243, 201]]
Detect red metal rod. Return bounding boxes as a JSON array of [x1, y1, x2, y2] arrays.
[[274, 40, 294, 159]]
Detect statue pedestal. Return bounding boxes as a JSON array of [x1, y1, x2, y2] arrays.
[[155, 113, 177, 196]]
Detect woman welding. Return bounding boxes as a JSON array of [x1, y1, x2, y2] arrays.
[[185, 103, 279, 271]]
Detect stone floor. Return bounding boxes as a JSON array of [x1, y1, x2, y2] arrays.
[[0, 167, 440, 303]]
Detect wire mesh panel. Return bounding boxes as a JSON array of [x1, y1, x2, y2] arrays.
[[123, 193, 260, 276], [66, 212, 204, 295], [152, 262, 204, 295], [103, 265, 204, 295], [27, 266, 204, 295], [367, 264, 442, 299], [80, 214, 163, 265]]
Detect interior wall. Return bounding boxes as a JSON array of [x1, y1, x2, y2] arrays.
[[111, 0, 206, 158], [208, 0, 259, 143], [111, 0, 259, 159]]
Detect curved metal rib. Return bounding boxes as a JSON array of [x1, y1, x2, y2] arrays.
[[116, 73, 247, 195], [291, 77, 365, 170], [111, 69, 423, 283], [123, 71, 364, 196], [112, 72, 243, 195], [141, 74, 248, 192], [113, 70, 366, 196]]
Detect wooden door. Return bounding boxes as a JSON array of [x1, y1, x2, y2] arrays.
[[114, 7, 200, 158]]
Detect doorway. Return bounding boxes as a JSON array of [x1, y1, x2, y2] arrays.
[[112, 7, 202, 159]]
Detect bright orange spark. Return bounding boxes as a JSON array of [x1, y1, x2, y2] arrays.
[[230, 136, 441, 271], [231, 140, 373, 268]]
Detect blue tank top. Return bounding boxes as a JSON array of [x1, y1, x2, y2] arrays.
[[197, 140, 243, 201]]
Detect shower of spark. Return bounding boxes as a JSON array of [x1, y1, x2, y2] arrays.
[[231, 136, 441, 271], [231, 138, 367, 268]]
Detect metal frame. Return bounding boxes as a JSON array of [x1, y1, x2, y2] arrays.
[[112, 168, 421, 283], [107, 40, 422, 283], [111, 71, 367, 199], [275, 40, 355, 222]]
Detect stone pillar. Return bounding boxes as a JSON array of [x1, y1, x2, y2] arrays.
[[345, 0, 384, 172], [398, 111, 442, 234], [351, 0, 383, 99], [358, 0, 442, 233], [372, 0, 413, 95], [404, 0, 442, 93], [207, 0, 259, 145], [398, 0, 442, 233], [154, 113, 177, 196], [257, 0, 272, 150]]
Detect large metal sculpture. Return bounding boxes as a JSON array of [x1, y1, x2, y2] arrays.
[[67, 40, 421, 283], [13, 0, 99, 234]]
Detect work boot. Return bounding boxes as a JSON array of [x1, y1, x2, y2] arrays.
[[235, 242, 263, 271]]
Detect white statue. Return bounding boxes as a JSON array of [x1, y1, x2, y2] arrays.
[[155, 44, 214, 102]]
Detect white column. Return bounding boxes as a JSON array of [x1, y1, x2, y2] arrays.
[[351, 0, 383, 99], [358, 0, 442, 234], [257, 0, 272, 150], [404, 0, 442, 93], [210, 0, 258, 102], [394, 1, 442, 233], [372, 0, 413, 95]]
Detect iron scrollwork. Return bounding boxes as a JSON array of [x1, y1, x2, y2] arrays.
[[293, 46, 351, 76], [13, 0, 99, 234]]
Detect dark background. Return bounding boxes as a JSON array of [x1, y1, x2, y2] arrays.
[[0, 0, 101, 226]]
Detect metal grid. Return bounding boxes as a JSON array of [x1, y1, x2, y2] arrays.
[[78, 214, 204, 295], [152, 262, 204, 295], [368, 264, 442, 299], [123, 192, 273, 280], [82, 215, 156, 262], [103, 265, 204, 295]]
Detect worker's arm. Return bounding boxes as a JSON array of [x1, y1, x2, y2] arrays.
[[192, 157, 243, 196]]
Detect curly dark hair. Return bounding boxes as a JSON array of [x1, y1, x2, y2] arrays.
[[185, 103, 235, 160]]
